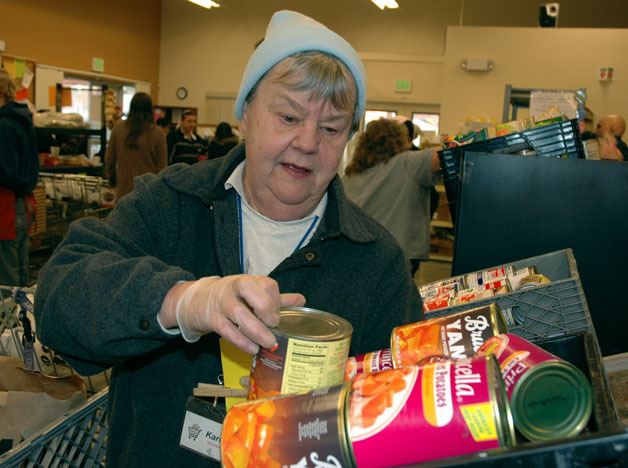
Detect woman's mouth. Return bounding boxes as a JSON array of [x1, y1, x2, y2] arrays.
[[282, 163, 311, 174]]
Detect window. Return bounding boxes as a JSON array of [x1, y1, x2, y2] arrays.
[[364, 109, 397, 128], [411, 112, 440, 146]]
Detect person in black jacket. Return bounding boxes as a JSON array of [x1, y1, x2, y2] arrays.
[[207, 121, 239, 159], [0, 69, 39, 286], [166, 110, 208, 164]]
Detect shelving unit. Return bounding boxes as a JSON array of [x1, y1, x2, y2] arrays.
[[34, 84, 107, 175], [429, 184, 454, 262]]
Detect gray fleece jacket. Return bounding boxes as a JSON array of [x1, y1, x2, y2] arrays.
[[34, 145, 422, 467]]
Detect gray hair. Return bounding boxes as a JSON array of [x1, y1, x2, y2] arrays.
[[246, 51, 359, 131], [0, 69, 16, 102]]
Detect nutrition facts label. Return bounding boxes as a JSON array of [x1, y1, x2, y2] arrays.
[[282, 338, 350, 394]]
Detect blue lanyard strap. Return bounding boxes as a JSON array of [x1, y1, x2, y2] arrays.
[[237, 193, 319, 274]]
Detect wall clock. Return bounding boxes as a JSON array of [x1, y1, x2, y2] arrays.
[[176, 87, 188, 100]]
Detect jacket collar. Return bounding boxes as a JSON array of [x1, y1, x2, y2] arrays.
[[163, 143, 375, 244]]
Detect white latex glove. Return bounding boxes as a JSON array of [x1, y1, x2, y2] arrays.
[[174, 275, 305, 354]]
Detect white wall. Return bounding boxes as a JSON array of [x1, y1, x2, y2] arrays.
[[158, 0, 462, 124], [441, 27, 628, 135], [159, 2, 628, 135]]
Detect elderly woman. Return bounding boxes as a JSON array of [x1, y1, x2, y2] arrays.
[[343, 118, 440, 275], [34, 10, 422, 467]]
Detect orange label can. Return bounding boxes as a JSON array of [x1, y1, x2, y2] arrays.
[[391, 303, 507, 368]]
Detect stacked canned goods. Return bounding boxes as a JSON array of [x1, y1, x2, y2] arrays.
[[391, 303, 507, 367], [222, 355, 515, 467], [419, 264, 548, 312], [345, 304, 507, 381]]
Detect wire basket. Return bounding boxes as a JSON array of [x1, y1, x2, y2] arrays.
[[438, 119, 585, 222], [0, 389, 108, 467]]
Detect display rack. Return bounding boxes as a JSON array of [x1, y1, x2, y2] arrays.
[[35, 84, 108, 172], [429, 184, 454, 262]]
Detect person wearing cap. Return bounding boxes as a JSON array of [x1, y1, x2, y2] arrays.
[[34, 10, 422, 467]]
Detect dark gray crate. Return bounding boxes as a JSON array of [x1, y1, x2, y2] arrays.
[[0, 388, 108, 467], [423, 249, 593, 343]]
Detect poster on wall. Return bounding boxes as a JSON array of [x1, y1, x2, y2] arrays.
[[1, 55, 36, 103], [529, 90, 579, 120]]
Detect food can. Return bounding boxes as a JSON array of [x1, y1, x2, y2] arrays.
[[344, 348, 395, 381], [222, 384, 353, 468], [248, 307, 352, 400], [506, 266, 538, 290], [391, 303, 507, 368], [465, 267, 508, 289], [347, 355, 515, 467], [516, 273, 551, 291], [478, 333, 592, 441]]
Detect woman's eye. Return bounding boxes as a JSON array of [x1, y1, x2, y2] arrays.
[[322, 126, 340, 135], [282, 115, 297, 124]]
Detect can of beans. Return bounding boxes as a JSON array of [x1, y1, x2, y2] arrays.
[[477, 333, 592, 441], [347, 355, 515, 467], [391, 303, 507, 368], [248, 307, 353, 400], [222, 384, 353, 468], [344, 348, 395, 381]]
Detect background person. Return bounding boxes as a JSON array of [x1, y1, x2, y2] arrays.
[[207, 121, 239, 159], [156, 116, 171, 135], [343, 118, 440, 276], [104, 92, 167, 201], [34, 11, 422, 467], [597, 114, 628, 161], [167, 109, 208, 164], [0, 68, 39, 286]]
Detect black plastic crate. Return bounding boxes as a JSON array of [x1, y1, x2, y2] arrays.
[[422, 249, 592, 343], [438, 119, 585, 223]]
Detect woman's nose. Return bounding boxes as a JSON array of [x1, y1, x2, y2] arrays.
[[292, 121, 319, 154]]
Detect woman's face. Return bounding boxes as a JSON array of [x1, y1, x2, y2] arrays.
[[240, 71, 354, 221]]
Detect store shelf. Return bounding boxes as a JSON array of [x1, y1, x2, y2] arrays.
[[429, 253, 453, 262], [34, 127, 103, 136], [431, 220, 454, 229]]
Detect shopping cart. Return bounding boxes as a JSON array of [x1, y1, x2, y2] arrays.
[[0, 388, 109, 467]]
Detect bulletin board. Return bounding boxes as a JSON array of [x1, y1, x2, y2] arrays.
[[1, 54, 36, 103]]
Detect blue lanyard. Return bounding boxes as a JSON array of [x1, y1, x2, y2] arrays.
[[237, 194, 319, 274]]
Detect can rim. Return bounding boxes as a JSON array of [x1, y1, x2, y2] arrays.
[[338, 382, 356, 468], [485, 354, 517, 448], [489, 303, 509, 335], [511, 360, 592, 441], [278, 307, 353, 340]]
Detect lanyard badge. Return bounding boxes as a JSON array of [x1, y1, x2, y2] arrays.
[[180, 396, 226, 461]]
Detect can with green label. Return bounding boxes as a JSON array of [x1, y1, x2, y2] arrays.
[[478, 333, 592, 441]]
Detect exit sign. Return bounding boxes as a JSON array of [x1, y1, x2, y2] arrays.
[[92, 57, 105, 73], [395, 79, 412, 93]]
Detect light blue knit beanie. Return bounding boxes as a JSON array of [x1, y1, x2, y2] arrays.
[[234, 10, 366, 128]]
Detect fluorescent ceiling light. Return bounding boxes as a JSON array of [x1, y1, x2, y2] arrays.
[[188, 0, 220, 9], [371, 0, 399, 9]]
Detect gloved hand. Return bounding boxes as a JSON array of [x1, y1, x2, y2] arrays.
[[172, 275, 305, 354]]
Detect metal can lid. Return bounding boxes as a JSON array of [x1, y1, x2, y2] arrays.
[[511, 360, 592, 441], [278, 307, 353, 341], [485, 354, 517, 448]]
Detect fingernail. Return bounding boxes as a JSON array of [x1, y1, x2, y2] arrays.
[[270, 342, 279, 353]]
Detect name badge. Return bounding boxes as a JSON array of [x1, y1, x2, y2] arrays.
[[180, 397, 226, 461]]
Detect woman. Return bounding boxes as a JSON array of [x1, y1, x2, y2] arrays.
[[105, 92, 167, 201], [343, 118, 440, 275], [34, 11, 421, 466], [207, 121, 239, 159]]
